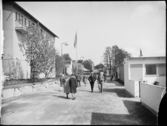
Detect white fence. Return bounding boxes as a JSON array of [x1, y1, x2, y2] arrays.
[[140, 82, 165, 115]]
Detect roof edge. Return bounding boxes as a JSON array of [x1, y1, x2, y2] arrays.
[[9, 2, 59, 38]]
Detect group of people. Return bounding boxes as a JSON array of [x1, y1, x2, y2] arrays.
[[88, 72, 106, 93], [59, 72, 107, 100]]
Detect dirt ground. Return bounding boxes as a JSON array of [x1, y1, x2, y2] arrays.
[[1, 79, 156, 125]]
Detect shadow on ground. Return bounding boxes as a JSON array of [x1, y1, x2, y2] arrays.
[[102, 88, 133, 98], [91, 100, 156, 125], [78, 89, 92, 92], [1, 102, 30, 114], [52, 95, 68, 99]]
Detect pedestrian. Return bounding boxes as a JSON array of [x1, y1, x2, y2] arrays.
[[88, 72, 96, 93], [103, 72, 106, 82], [83, 74, 87, 86], [115, 71, 118, 79], [69, 74, 78, 100], [60, 74, 66, 92], [64, 76, 71, 99], [76, 73, 81, 87], [98, 71, 104, 93], [110, 72, 113, 81]]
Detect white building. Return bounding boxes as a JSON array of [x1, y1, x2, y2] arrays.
[[2, 2, 58, 79], [123, 56, 166, 115], [124, 56, 166, 97]]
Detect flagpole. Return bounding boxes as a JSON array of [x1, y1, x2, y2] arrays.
[[76, 32, 78, 74]]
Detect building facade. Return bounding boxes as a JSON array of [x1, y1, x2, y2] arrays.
[[124, 56, 166, 97], [2, 2, 58, 79]]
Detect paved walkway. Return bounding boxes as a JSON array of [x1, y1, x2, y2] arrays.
[[1, 79, 156, 125]]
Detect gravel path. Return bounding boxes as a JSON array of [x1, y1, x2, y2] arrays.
[[1, 79, 156, 125]]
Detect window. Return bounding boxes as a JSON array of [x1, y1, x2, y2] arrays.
[[145, 64, 157, 75], [29, 21, 31, 27], [20, 15, 23, 25], [24, 18, 26, 26], [23, 17, 25, 26], [15, 12, 17, 20]]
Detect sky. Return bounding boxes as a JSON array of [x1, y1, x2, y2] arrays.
[[17, 1, 166, 65]]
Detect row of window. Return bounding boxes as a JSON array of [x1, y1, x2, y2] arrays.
[[16, 11, 32, 27], [15, 11, 55, 42]]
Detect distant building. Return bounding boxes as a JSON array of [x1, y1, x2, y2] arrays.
[[2, 2, 58, 79]]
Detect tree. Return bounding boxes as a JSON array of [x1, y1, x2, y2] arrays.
[[103, 45, 131, 75], [19, 22, 56, 79], [103, 47, 112, 74], [83, 59, 94, 72], [55, 52, 64, 75], [111, 45, 131, 73], [95, 63, 105, 69], [72, 62, 84, 75], [63, 53, 71, 61], [77, 60, 84, 64]]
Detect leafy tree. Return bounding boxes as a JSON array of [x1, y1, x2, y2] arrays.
[[103, 45, 131, 74], [63, 53, 71, 61], [103, 47, 112, 74], [55, 52, 64, 75], [83, 59, 94, 72], [19, 23, 56, 79], [95, 63, 105, 69], [72, 62, 84, 75], [77, 60, 84, 64]]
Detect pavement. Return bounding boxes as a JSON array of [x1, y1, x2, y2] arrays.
[[1, 78, 156, 125]]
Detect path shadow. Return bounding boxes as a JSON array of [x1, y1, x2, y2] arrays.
[[91, 112, 137, 125], [123, 100, 157, 124], [91, 100, 156, 125], [53, 95, 68, 99], [78, 89, 92, 92], [102, 88, 133, 98]]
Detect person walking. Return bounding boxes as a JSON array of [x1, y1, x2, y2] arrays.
[[88, 72, 96, 93], [103, 72, 106, 82], [98, 72, 104, 93], [60, 74, 66, 92], [69, 74, 78, 100], [64, 76, 71, 99], [76, 73, 81, 87], [83, 74, 87, 86]]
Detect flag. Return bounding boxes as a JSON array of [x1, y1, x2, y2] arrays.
[[74, 32, 77, 48], [140, 48, 143, 56]]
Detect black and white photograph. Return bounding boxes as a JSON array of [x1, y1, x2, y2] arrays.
[[0, 1, 166, 125]]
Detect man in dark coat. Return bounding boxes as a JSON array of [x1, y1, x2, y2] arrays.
[[69, 74, 78, 100], [103, 72, 106, 82], [88, 72, 96, 93]]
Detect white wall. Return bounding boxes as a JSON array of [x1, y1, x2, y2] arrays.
[[3, 3, 14, 58], [143, 76, 166, 87], [117, 65, 124, 82], [140, 82, 165, 114], [124, 57, 166, 87], [125, 79, 139, 97]]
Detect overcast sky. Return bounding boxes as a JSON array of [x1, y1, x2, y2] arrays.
[[17, 1, 166, 65]]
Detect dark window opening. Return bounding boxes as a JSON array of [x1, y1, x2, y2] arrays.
[[146, 64, 157, 75]]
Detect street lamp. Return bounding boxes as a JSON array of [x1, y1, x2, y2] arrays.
[[61, 42, 68, 74]]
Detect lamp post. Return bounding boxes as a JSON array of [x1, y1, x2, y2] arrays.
[[61, 42, 68, 74]]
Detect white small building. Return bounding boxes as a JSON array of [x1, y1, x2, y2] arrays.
[[124, 56, 166, 97]]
